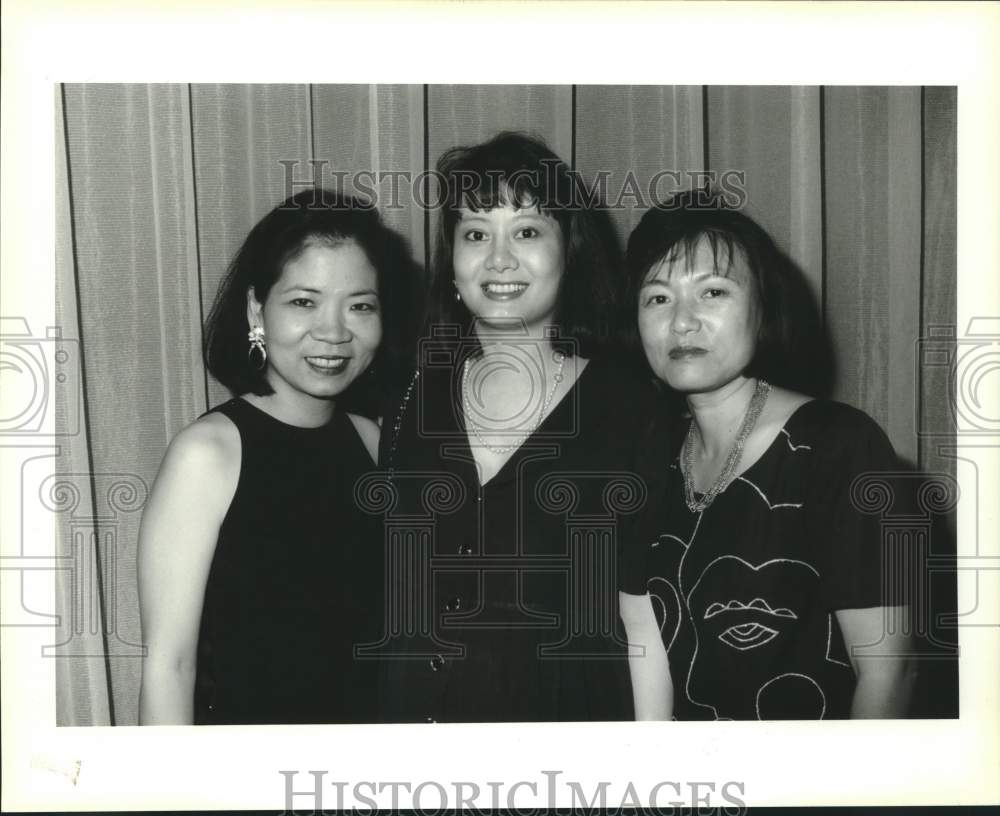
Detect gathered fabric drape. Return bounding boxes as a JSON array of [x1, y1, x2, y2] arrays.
[[55, 84, 956, 725]]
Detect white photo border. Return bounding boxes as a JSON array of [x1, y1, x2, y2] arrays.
[[2, 0, 998, 810]]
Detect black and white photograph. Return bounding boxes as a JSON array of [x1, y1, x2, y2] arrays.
[[2, 2, 998, 813]]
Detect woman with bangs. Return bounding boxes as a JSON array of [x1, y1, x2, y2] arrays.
[[377, 132, 661, 723], [618, 190, 915, 721]]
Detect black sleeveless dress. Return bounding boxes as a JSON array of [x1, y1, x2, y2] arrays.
[[193, 398, 383, 724]]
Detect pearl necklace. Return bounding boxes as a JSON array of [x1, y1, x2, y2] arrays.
[[462, 351, 566, 455], [681, 378, 771, 513]]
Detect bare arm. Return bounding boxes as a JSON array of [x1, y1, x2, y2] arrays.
[[620, 591, 673, 720], [137, 414, 239, 725], [836, 605, 915, 719]]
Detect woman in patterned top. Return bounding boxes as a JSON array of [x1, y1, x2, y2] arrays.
[[619, 190, 915, 720]]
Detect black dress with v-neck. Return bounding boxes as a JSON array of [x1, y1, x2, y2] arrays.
[[377, 352, 662, 722]]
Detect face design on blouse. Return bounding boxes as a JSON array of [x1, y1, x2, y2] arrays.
[[247, 239, 382, 411], [684, 555, 830, 720], [637, 238, 761, 395], [452, 204, 566, 336]]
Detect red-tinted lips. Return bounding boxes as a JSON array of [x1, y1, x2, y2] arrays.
[[668, 346, 708, 360]]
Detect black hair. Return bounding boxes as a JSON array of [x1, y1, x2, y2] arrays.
[[203, 188, 419, 414], [427, 131, 622, 358], [624, 188, 834, 396]]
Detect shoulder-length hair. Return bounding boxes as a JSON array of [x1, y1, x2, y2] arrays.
[[624, 188, 833, 396], [203, 188, 419, 413], [426, 131, 622, 358]]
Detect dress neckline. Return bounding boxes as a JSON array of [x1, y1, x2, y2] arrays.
[[233, 396, 340, 435], [463, 356, 596, 488], [682, 397, 818, 501]]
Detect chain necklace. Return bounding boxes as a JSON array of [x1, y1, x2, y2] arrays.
[[681, 378, 771, 513], [386, 367, 420, 480], [462, 351, 566, 455]]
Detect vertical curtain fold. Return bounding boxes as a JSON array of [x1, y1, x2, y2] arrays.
[[54, 83, 957, 723], [62, 83, 210, 724], [824, 87, 895, 446], [55, 86, 112, 727], [707, 86, 825, 307], [189, 83, 313, 409], [919, 87, 958, 479], [575, 85, 704, 240], [311, 84, 427, 270]]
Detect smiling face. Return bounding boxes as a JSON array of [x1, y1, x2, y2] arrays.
[[452, 204, 566, 335], [247, 239, 382, 411], [637, 236, 761, 395]]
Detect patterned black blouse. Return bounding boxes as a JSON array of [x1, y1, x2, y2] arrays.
[[622, 400, 901, 720]]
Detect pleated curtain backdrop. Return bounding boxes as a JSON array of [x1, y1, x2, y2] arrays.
[[55, 84, 957, 725]]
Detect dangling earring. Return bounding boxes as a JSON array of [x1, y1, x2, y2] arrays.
[[453, 281, 462, 302], [248, 325, 267, 369]]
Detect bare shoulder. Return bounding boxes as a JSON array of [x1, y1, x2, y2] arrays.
[[167, 413, 240, 466], [159, 411, 241, 483], [347, 413, 380, 464], [140, 410, 241, 562]]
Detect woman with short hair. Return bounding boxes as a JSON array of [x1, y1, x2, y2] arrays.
[[620, 190, 915, 720], [138, 189, 413, 724]]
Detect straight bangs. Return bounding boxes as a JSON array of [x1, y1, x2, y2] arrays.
[[650, 229, 749, 284], [428, 131, 620, 359], [458, 175, 543, 216]]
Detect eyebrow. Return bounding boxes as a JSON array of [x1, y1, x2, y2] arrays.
[[640, 269, 741, 288], [279, 285, 379, 297], [458, 208, 546, 220], [280, 284, 322, 294]]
